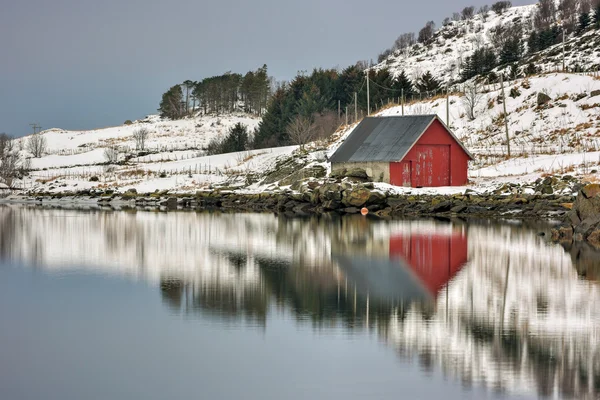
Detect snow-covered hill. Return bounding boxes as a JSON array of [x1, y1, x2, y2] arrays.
[[3, 71, 597, 195], [374, 3, 600, 84]]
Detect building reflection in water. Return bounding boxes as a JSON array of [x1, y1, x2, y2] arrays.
[[1, 205, 599, 399]]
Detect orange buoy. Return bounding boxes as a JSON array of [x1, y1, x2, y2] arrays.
[[361, 207, 369, 215]]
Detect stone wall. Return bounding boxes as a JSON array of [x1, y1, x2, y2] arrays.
[[331, 162, 390, 183]]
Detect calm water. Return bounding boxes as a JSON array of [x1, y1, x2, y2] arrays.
[[0, 206, 599, 400]]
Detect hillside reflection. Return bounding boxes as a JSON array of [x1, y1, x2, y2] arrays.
[[1, 205, 599, 399]]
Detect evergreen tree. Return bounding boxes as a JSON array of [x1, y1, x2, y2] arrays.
[[577, 11, 591, 34], [158, 85, 184, 120], [461, 48, 497, 81], [221, 123, 248, 153], [415, 71, 441, 93], [595, 3, 600, 27], [392, 71, 414, 100], [499, 37, 524, 65]]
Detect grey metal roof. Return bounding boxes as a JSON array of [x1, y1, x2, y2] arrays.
[[330, 114, 476, 163]]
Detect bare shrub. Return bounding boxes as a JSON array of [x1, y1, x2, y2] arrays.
[[461, 84, 484, 120], [286, 115, 315, 148], [27, 133, 47, 158], [103, 146, 120, 164], [133, 127, 149, 151], [491, 1, 512, 15], [312, 111, 339, 141]]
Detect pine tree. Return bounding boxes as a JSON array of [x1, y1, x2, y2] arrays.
[[392, 71, 414, 100], [595, 3, 600, 27], [416, 71, 441, 93], [461, 48, 497, 81], [577, 11, 591, 34], [527, 31, 540, 53], [500, 37, 524, 65], [158, 85, 184, 120], [221, 123, 248, 153]]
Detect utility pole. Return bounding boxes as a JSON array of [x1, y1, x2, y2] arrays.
[[401, 88, 404, 116], [500, 74, 510, 158], [338, 100, 341, 121], [354, 92, 358, 123], [446, 86, 450, 127], [366, 73, 370, 116], [345, 106, 348, 126], [30, 123, 41, 134]]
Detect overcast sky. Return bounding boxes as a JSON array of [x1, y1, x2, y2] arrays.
[[0, 0, 532, 136]]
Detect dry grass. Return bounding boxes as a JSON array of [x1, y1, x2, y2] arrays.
[[581, 103, 600, 111], [35, 175, 64, 184]]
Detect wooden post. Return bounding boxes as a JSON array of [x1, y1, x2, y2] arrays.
[[500, 74, 510, 158], [354, 92, 358, 123], [366, 73, 370, 115]]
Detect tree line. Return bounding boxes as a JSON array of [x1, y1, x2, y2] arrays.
[[159, 65, 271, 119]]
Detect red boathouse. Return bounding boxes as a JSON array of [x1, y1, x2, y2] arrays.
[[329, 115, 473, 187]]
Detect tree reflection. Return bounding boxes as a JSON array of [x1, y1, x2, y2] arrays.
[[2, 205, 599, 398]]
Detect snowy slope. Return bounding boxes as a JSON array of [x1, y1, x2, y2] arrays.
[[374, 3, 600, 85], [23, 113, 260, 156], [377, 72, 600, 167]]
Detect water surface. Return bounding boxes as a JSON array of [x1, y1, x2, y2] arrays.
[[0, 206, 598, 399]]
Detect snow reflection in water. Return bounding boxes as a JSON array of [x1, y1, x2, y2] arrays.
[[0, 205, 598, 399]]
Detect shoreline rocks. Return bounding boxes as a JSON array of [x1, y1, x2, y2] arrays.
[[551, 184, 600, 247], [1, 182, 575, 220]]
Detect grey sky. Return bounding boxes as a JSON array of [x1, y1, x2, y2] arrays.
[[1, 0, 532, 136]]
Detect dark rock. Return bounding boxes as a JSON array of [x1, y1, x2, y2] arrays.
[[574, 184, 600, 220], [550, 225, 573, 241], [345, 168, 369, 179], [537, 92, 551, 106], [567, 209, 581, 225], [341, 207, 361, 214], [451, 205, 467, 213], [342, 187, 371, 207], [430, 201, 453, 213], [574, 216, 600, 239], [591, 89, 600, 98], [582, 184, 600, 199]]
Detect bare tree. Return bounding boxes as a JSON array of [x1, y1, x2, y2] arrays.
[[491, 1, 512, 15], [0, 134, 20, 187], [394, 33, 416, 51], [558, 0, 579, 33], [462, 6, 476, 20], [461, 84, 484, 120], [27, 133, 47, 158], [418, 21, 436, 43], [133, 127, 149, 151], [312, 111, 339, 141], [286, 116, 315, 148], [103, 146, 120, 164], [479, 5, 491, 20], [534, 0, 557, 30]]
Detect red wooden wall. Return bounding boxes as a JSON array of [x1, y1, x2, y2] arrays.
[[389, 119, 470, 187]]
